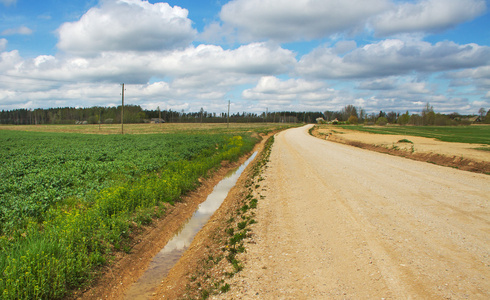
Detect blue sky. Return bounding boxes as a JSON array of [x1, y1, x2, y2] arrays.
[[1, 0, 489, 115]]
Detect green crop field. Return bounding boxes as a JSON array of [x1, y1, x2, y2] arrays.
[[0, 123, 294, 299], [338, 125, 490, 145]]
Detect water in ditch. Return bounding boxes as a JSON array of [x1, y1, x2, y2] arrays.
[[124, 152, 258, 299]]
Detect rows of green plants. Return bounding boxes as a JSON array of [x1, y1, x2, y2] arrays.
[[339, 125, 490, 145], [0, 130, 257, 299]]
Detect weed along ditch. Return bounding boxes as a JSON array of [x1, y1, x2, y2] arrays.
[[124, 152, 258, 299]]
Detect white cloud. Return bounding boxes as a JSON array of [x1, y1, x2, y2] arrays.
[[209, 0, 487, 42], [57, 0, 196, 56], [358, 78, 397, 90], [149, 43, 293, 77], [243, 76, 325, 98], [332, 40, 357, 55], [358, 78, 431, 95], [1, 26, 33, 35], [351, 74, 489, 114], [449, 66, 490, 82], [447, 66, 490, 97], [4, 42, 294, 87], [217, 0, 390, 42], [239, 72, 485, 115], [241, 76, 345, 111], [400, 82, 430, 94], [198, 21, 236, 44], [297, 39, 490, 79], [0, 41, 297, 112], [0, 50, 22, 73], [0, 82, 118, 109], [371, 0, 486, 36], [2, 0, 487, 115]]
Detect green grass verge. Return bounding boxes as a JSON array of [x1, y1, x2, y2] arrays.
[[338, 125, 490, 145]]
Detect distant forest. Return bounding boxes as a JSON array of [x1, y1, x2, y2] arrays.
[[0, 105, 324, 125], [1, 103, 488, 125]]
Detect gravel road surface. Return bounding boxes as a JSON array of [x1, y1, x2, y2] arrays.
[[218, 125, 490, 299]]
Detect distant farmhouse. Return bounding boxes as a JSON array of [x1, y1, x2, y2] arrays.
[[150, 118, 165, 124]]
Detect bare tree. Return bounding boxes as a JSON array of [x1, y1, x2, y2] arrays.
[[340, 105, 358, 121], [478, 107, 486, 118]]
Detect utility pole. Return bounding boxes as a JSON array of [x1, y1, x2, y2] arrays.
[[121, 83, 125, 134], [227, 100, 230, 128], [265, 107, 268, 123], [158, 106, 161, 128]]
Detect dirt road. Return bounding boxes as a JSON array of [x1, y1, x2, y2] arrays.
[[218, 125, 490, 299]]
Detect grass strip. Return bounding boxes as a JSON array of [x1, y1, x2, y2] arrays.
[[337, 125, 490, 145]]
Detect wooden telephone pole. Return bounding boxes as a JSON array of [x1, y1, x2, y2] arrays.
[[158, 106, 162, 128], [121, 83, 125, 134], [227, 100, 230, 128]]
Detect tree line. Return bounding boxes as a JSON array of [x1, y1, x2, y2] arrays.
[[322, 104, 490, 126], [1, 103, 488, 125], [0, 105, 323, 125]]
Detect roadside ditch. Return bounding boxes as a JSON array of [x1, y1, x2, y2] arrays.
[[74, 134, 274, 299], [153, 135, 274, 299]]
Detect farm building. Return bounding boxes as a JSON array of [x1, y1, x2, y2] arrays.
[[150, 118, 165, 124]]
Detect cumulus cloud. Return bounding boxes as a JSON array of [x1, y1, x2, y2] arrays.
[[0, 50, 22, 73], [243, 76, 325, 99], [0, 79, 235, 112], [1, 26, 33, 35], [2, 0, 487, 115], [0, 82, 124, 110], [57, 0, 196, 56], [159, 42, 296, 79], [209, 0, 486, 42], [241, 76, 346, 112], [448, 66, 490, 82], [358, 78, 397, 90], [0, 40, 297, 112], [217, 0, 390, 42], [4, 41, 295, 86], [351, 75, 486, 114], [332, 40, 357, 55], [447, 66, 490, 95], [371, 0, 486, 36], [297, 39, 490, 79], [401, 82, 431, 94]]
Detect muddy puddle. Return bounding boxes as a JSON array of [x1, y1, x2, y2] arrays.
[[124, 152, 258, 299]]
